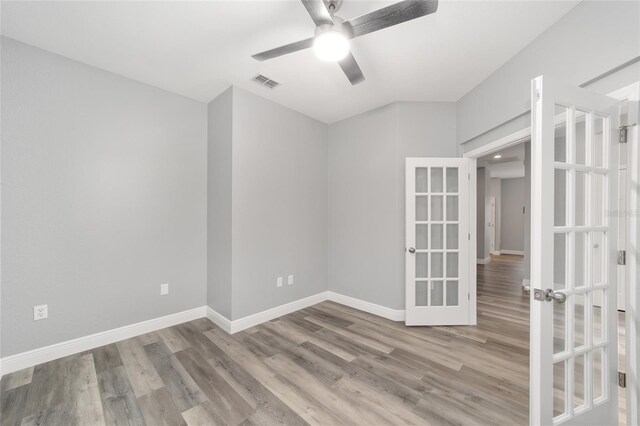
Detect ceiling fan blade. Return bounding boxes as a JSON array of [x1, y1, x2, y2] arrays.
[[252, 38, 314, 61], [338, 52, 365, 85], [301, 0, 334, 27], [345, 0, 438, 39]]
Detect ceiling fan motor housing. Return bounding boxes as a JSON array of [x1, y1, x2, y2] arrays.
[[314, 15, 352, 40], [324, 0, 344, 14]]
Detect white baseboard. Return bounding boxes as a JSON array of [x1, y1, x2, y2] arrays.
[[492, 251, 501, 256], [2, 292, 407, 375], [327, 291, 405, 321], [232, 292, 327, 333], [477, 256, 491, 265], [500, 250, 525, 256], [207, 292, 329, 334], [0, 306, 207, 376], [205, 307, 233, 334]]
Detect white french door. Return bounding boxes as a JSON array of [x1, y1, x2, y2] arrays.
[[405, 158, 472, 326], [530, 75, 620, 425]]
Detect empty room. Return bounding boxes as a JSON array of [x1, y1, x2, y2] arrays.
[[1, 1, 639, 425]]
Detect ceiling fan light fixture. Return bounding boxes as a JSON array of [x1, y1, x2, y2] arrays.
[[313, 29, 350, 62]]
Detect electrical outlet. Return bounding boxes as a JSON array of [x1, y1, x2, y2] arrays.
[[160, 283, 169, 295], [277, 277, 283, 288], [34, 304, 48, 321], [288, 275, 294, 285]]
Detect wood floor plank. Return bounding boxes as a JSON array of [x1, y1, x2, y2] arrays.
[[98, 365, 147, 426], [274, 317, 359, 362], [21, 356, 75, 420], [143, 342, 207, 412], [205, 327, 344, 425], [0, 384, 29, 426], [175, 347, 254, 425], [137, 387, 186, 426], [156, 327, 191, 353], [305, 315, 395, 354], [180, 400, 226, 426], [281, 342, 349, 386], [347, 321, 463, 371], [200, 333, 308, 425], [316, 301, 456, 347], [66, 353, 105, 425], [0, 367, 34, 393], [331, 374, 430, 425], [91, 344, 123, 375], [20, 403, 75, 426], [264, 352, 359, 424], [116, 338, 164, 398]]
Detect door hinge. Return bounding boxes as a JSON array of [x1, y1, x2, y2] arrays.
[[620, 126, 628, 143], [468, 233, 470, 240], [620, 123, 638, 143], [468, 173, 470, 180], [618, 250, 626, 266], [619, 371, 626, 388], [468, 293, 470, 300]]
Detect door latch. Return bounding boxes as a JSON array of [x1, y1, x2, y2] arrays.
[[533, 288, 566, 303]]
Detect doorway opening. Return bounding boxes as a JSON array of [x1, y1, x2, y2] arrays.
[[475, 139, 532, 418]]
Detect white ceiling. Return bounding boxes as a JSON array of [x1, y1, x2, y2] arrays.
[[1, 0, 579, 123]]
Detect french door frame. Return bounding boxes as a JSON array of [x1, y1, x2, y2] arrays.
[[462, 81, 640, 426]]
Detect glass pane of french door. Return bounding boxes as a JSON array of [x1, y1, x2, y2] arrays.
[[552, 106, 613, 423], [414, 166, 460, 308]]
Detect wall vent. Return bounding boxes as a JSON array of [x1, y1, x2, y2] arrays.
[[252, 74, 280, 89]]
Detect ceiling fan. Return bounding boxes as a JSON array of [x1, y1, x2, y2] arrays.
[[252, 0, 439, 85]]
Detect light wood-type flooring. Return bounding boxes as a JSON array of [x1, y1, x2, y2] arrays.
[[1, 255, 532, 425]]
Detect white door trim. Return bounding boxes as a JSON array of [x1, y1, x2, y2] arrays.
[[612, 81, 639, 426], [462, 81, 640, 426]]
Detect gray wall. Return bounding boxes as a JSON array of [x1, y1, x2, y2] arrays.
[[1, 38, 207, 357], [230, 88, 328, 320], [328, 102, 457, 310], [500, 178, 526, 252], [458, 0, 640, 148], [476, 168, 491, 260], [489, 178, 501, 252], [207, 88, 233, 318]]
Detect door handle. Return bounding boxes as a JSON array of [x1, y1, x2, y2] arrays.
[[408, 247, 416, 254], [533, 288, 567, 303], [545, 289, 567, 303]]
